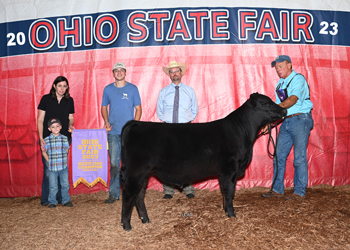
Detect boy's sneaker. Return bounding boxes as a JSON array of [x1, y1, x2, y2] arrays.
[[48, 204, 57, 208], [63, 201, 73, 207], [104, 196, 118, 204]]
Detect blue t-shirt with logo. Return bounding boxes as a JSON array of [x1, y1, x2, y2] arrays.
[[102, 82, 141, 135]]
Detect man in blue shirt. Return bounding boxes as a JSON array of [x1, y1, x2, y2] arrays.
[[157, 61, 199, 199], [261, 55, 314, 200], [101, 62, 142, 203]]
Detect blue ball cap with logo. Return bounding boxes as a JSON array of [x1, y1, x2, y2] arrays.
[[271, 55, 291, 67]]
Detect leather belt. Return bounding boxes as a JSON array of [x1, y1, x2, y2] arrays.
[[164, 121, 192, 123], [285, 113, 303, 119]]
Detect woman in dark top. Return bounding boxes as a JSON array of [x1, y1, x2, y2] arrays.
[[37, 76, 75, 206]]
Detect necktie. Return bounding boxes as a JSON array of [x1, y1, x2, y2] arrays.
[[172, 86, 179, 123]]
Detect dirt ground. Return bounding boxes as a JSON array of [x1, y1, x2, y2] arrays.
[[1, 185, 349, 250]]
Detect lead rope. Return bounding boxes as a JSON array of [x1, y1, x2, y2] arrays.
[[256, 122, 280, 192], [266, 122, 279, 192]]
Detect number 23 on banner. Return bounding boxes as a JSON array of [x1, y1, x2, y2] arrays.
[[319, 21, 338, 35]]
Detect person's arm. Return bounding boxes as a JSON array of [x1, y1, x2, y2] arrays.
[[261, 122, 278, 134], [37, 109, 47, 150], [42, 151, 49, 162], [68, 113, 75, 132], [279, 95, 298, 109], [261, 95, 298, 134], [134, 105, 142, 121], [101, 106, 112, 131], [156, 91, 164, 121], [191, 89, 199, 121]]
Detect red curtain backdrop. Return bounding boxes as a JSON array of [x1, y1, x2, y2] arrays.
[[1, 44, 349, 197]]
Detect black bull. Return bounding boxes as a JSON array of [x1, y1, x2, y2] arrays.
[[120, 93, 287, 231]]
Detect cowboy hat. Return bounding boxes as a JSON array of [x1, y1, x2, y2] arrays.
[[162, 61, 187, 76]]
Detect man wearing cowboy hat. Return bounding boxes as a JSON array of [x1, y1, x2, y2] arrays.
[[156, 60, 199, 199]]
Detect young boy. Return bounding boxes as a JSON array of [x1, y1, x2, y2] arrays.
[[42, 118, 73, 208]]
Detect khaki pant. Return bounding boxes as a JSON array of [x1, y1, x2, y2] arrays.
[[163, 183, 195, 196]]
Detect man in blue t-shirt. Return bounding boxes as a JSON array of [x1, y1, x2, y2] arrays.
[[261, 55, 314, 200], [101, 62, 142, 203]]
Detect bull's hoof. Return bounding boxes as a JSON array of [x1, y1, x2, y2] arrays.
[[225, 211, 236, 218], [139, 216, 150, 224], [121, 223, 132, 231]]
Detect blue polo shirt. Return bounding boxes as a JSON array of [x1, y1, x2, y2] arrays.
[[275, 70, 313, 116]]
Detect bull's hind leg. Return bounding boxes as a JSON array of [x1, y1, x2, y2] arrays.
[[135, 177, 150, 224], [218, 173, 238, 218], [121, 185, 136, 231], [121, 176, 146, 231]]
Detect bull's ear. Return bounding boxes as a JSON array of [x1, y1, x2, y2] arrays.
[[249, 93, 257, 106], [250, 92, 259, 98]]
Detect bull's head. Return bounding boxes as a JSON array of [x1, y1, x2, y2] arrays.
[[248, 93, 287, 122]]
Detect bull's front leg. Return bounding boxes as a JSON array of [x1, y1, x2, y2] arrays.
[[218, 173, 238, 218]]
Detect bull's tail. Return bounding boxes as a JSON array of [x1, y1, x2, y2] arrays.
[[120, 120, 136, 186], [120, 152, 126, 187], [120, 156, 127, 186]]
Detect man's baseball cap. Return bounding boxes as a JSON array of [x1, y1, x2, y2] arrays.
[[112, 62, 126, 71], [48, 118, 62, 127], [271, 55, 291, 67]]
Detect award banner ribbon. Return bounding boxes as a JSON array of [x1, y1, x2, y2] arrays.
[[72, 129, 108, 188]]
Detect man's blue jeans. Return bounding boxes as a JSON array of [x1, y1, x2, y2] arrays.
[[272, 113, 314, 197], [48, 167, 71, 205], [107, 134, 121, 199]]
